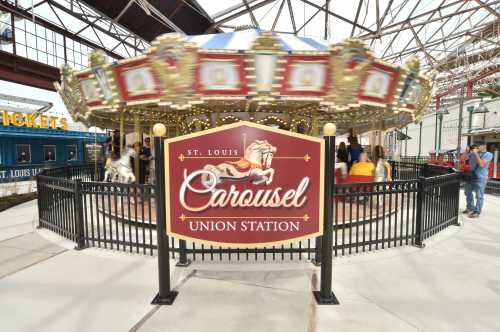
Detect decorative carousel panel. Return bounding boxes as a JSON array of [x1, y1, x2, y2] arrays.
[[95, 69, 114, 103], [280, 55, 330, 96], [75, 71, 104, 108], [149, 35, 198, 107], [325, 40, 373, 107], [254, 53, 278, 93], [401, 76, 423, 110], [411, 75, 434, 122], [113, 57, 162, 103], [194, 54, 248, 96], [358, 62, 400, 107]]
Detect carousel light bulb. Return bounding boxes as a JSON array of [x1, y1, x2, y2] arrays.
[[153, 123, 167, 137]]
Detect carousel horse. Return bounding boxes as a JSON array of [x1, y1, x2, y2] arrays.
[[335, 161, 348, 184], [201, 140, 277, 188], [104, 147, 136, 184]]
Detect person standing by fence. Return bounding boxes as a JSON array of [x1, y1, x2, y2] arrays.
[[373, 145, 392, 182], [463, 143, 493, 219]]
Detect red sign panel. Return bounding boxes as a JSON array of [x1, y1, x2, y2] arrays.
[[165, 122, 324, 247]]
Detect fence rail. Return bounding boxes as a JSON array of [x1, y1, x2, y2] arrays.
[[36, 161, 460, 261], [486, 180, 500, 196]]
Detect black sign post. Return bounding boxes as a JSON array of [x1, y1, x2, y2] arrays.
[[313, 123, 339, 305], [151, 124, 178, 305]]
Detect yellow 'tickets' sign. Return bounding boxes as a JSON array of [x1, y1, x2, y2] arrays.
[[0, 111, 68, 130]]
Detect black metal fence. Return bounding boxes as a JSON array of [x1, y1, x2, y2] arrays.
[[397, 156, 431, 164], [486, 180, 500, 196], [37, 161, 460, 261]]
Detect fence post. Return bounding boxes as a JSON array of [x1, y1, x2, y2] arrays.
[[151, 124, 178, 305], [314, 123, 339, 305], [73, 179, 86, 250], [36, 176, 43, 229], [312, 236, 322, 266], [414, 176, 426, 248], [421, 163, 429, 178], [176, 239, 191, 267], [453, 174, 461, 226]]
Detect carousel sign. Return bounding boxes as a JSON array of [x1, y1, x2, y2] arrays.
[[164, 121, 324, 247]]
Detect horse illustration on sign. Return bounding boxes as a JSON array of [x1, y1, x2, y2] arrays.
[[201, 140, 277, 188]]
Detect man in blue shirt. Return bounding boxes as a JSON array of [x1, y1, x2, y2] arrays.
[[347, 136, 364, 170], [464, 142, 493, 218]]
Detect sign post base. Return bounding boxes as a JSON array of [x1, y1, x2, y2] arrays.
[[151, 291, 178, 305], [311, 259, 321, 266], [313, 290, 339, 305], [175, 260, 192, 267]]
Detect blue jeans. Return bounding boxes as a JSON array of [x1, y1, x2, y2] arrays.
[[465, 179, 487, 214]]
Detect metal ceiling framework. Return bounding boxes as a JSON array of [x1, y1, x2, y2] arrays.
[[1, 0, 499, 100], [0, 0, 216, 90], [202, 0, 500, 99]]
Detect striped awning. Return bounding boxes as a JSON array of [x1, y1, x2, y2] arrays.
[[186, 29, 330, 51]]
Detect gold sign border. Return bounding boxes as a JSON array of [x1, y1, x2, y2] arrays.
[[164, 121, 325, 248]]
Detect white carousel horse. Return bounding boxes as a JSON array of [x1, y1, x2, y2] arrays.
[[104, 147, 136, 184], [201, 140, 277, 188], [336, 162, 348, 177]]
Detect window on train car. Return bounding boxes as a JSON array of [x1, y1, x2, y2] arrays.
[[67, 145, 77, 161], [16, 145, 31, 164], [43, 145, 56, 162]]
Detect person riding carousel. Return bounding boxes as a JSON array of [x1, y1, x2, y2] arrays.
[[349, 152, 375, 180]]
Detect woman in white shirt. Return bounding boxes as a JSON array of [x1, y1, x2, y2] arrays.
[[373, 145, 392, 182]]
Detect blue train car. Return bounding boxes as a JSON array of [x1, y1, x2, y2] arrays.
[[0, 125, 107, 183]]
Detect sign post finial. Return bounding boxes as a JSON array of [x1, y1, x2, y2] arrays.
[[323, 123, 336, 136], [153, 123, 167, 137]]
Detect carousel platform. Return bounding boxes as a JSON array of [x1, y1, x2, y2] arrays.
[[96, 192, 402, 228]]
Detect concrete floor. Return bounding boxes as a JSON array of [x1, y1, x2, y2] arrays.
[[0, 194, 499, 332]]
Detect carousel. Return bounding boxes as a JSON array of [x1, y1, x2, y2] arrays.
[[55, 29, 435, 225]]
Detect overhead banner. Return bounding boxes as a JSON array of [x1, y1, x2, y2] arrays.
[[165, 121, 324, 247]]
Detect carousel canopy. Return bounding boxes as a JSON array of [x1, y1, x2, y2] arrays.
[[186, 29, 329, 51], [55, 29, 435, 136]]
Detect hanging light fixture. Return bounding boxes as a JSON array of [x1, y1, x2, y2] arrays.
[[473, 101, 489, 114], [437, 106, 449, 115]]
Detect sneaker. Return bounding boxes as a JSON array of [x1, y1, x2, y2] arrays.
[[462, 209, 472, 214], [468, 212, 480, 219]]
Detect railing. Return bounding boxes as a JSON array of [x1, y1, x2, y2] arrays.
[[391, 161, 454, 180], [486, 180, 500, 196], [80, 181, 157, 255], [36, 162, 460, 261], [38, 175, 81, 244], [397, 156, 431, 164], [419, 173, 460, 241], [0, 162, 96, 183], [42, 163, 104, 181], [332, 180, 419, 256]]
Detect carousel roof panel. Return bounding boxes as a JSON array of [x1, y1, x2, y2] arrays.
[[185, 29, 329, 51], [79, 0, 220, 41]]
